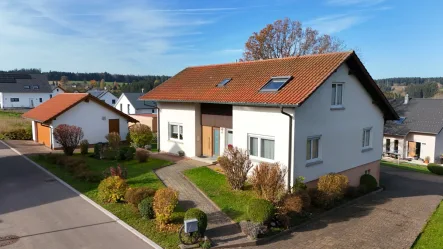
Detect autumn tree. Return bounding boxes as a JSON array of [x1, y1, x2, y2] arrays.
[[154, 79, 161, 88], [100, 79, 105, 89], [241, 18, 346, 61], [53, 124, 84, 156], [90, 79, 97, 88], [60, 76, 69, 86]]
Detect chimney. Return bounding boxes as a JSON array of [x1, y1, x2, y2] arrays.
[[404, 94, 409, 105], [141, 88, 144, 93]]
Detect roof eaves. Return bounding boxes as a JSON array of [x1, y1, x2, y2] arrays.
[[145, 99, 300, 107]]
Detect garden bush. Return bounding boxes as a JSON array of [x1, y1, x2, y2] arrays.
[[129, 124, 153, 148], [0, 128, 32, 140], [184, 208, 208, 235], [292, 176, 307, 192], [102, 146, 118, 160], [427, 163, 443, 175], [98, 176, 128, 203], [103, 164, 128, 179], [117, 146, 136, 161], [316, 173, 349, 208], [359, 174, 378, 193], [250, 162, 287, 204], [53, 124, 84, 156], [153, 188, 178, 227], [218, 146, 253, 190], [94, 143, 102, 158], [138, 197, 155, 219], [80, 140, 89, 155], [282, 194, 304, 214], [135, 148, 150, 163], [105, 132, 121, 150], [246, 198, 275, 224], [125, 187, 156, 206]]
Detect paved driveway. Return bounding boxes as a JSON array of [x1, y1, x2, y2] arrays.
[[0, 141, 154, 249], [248, 166, 443, 249]]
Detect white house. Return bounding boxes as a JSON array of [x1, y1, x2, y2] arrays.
[[23, 93, 137, 149], [50, 83, 66, 97], [140, 51, 398, 188], [0, 73, 53, 109], [87, 89, 118, 106], [383, 96, 443, 163], [115, 92, 157, 115]]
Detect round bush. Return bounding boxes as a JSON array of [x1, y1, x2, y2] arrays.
[[138, 197, 155, 219], [153, 188, 179, 227], [80, 139, 89, 155], [184, 208, 208, 235], [98, 176, 128, 203], [125, 187, 156, 206], [359, 174, 378, 193], [282, 194, 303, 214], [427, 163, 443, 175], [247, 198, 275, 224]]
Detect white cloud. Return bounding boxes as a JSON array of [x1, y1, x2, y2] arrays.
[[307, 14, 368, 34], [326, 0, 385, 6]]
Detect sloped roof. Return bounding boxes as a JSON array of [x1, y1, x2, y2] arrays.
[[23, 93, 137, 123], [122, 93, 156, 110], [140, 51, 397, 120], [0, 73, 52, 93], [87, 90, 107, 98], [384, 98, 443, 135]]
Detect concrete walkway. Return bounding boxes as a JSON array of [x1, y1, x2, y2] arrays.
[[151, 153, 249, 247]]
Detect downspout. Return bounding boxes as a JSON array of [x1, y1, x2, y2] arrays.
[[281, 107, 294, 191], [143, 101, 160, 152]]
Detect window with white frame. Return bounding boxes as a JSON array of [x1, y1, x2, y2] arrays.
[[169, 123, 183, 141], [362, 128, 372, 149], [10, 98, 19, 102], [248, 134, 275, 160], [306, 136, 321, 161], [331, 83, 344, 107]]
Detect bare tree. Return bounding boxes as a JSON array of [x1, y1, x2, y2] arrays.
[[242, 18, 346, 61]]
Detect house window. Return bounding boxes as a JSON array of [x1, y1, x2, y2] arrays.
[[39, 98, 42, 103], [394, 140, 399, 153], [152, 109, 155, 114], [331, 83, 344, 107], [248, 134, 275, 160], [260, 76, 292, 92], [120, 104, 122, 111], [24, 85, 30, 89], [226, 129, 233, 147], [306, 136, 321, 161], [362, 127, 372, 150], [56, 89, 59, 92], [169, 123, 183, 141], [127, 104, 130, 114], [386, 139, 390, 152], [112, 99, 116, 105], [216, 78, 232, 87], [33, 85, 39, 89], [10, 98, 19, 102], [50, 94, 52, 98]]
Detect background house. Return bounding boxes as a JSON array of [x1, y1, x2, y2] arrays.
[[384, 95, 443, 163], [0, 73, 52, 109], [115, 92, 157, 115], [87, 89, 118, 106], [140, 51, 398, 187], [22, 93, 137, 149], [50, 83, 66, 97]]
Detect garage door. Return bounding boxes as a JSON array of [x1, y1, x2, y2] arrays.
[[36, 122, 51, 148]]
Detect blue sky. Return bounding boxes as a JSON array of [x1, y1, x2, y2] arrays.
[[0, 0, 442, 79]]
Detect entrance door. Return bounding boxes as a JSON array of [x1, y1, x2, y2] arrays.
[[36, 122, 51, 147], [408, 141, 416, 157], [29, 98, 34, 108], [213, 128, 220, 156], [109, 119, 120, 134], [202, 126, 212, 157]]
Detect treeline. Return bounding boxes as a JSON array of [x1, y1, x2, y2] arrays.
[[376, 77, 443, 86], [405, 83, 439, 98]]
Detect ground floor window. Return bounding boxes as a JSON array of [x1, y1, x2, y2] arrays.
[[362, 127, 372, 149], [248, 134, 275, 160], [394, 140, 399, 153], [169, 123, 183, 141], [226, 129, 233, 146], [386, 139, 390, 152], [10, 98, 19, 102], [307, 136, 321, 161]]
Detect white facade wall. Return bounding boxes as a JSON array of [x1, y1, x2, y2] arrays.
[[383, 136, 405, 157], [157, 102, 201, 157], [31, 121, 37, 141], [1, 92, 52, 108], [115, 95, 156, 115], [52, 87, 65, 97], [435, 131, 443, 162], [0, 92, 2, 109], [51, 100, 130, 147], [293, 64, 384, 184], [406, 133, 436, 163], [100, 92, 118, 106]]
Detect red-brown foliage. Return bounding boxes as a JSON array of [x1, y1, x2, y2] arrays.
[[53, 124, 84, 156]]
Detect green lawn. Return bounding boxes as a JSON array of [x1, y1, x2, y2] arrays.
[[184, 166, 257, 222], [381, 160, 432, 175], [413, 202, 443, 249], [31, 154, 183, 249]]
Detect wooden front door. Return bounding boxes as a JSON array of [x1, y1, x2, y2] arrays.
[[109, 119, 120, 134], [36, 122, 51, 147], [408, 141, 416, 157], [202, 126, 212, 157]]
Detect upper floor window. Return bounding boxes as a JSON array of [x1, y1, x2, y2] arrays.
[[331, 83, 344, 107], [24, 85, 30, 89], [362, 127, 372, 151], [169, 123, 183, 141], [248, 134, 275, 160], [112, 99, 116, 105], [33, 85, 39, 89]]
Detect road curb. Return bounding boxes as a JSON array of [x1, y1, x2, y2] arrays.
[[0, 140, 163, 249]]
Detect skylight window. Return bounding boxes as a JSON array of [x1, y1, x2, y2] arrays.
[[24, 85, 30, 89], [217, 78, 231, 87], [394, 117, 406, 124], [33, 85, 39, 89], [260, 76, 292, 92]]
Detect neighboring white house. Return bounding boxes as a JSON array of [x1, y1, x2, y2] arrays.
[[23, 93, 137, 149], [115, 92, 157, 115], [140, 51, 398, 188], [0, 73, 53, 109], [383, 96, 443, 163], [87, 89, 118, 106], [50, 83, 66, 97]]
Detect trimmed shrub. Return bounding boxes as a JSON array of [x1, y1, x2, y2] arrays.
[[153, 188, 178, 227], [316, 173, 349, 208], [282, 194, 304, 214], [250, 162, 287, 204], [125, 187, 156, 206], [219, 146, 253, 190], [129, 124, 153, 148], [135, 148, 150, 163], [184, 208, 208, 235], [359, 174, 378, 193], [103, 165, 128, 179], [247, 198, 275, 224], [105, 132, 121, 150], [117, 146, 136, 161], [102, 146, 118, 160], [125, 147, 136, 160], [0, 127, 32, 140], [98, 176, 128, 203], [138, 197, 155, 219], [53, 124, 84, 156], [94, 143, 101, 158], [80, 140, 89, 155], [427, 163, 443, 175]]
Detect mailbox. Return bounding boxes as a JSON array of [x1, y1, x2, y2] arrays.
[[184, 218, 198, 233]]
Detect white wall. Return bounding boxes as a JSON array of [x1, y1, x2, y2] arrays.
[[293, 63, 384, 184], [0, 92, 2, 109], [383, 136, 405, 157], [52, 87, 65, 97], [406, 132, 436, 163], [435, 131, 443, 162], [100, 92, 118, 106], [1, 92, 52, 108], [32, 121, 37, 141], [51, 100, 130, 147], [115, 94, 156, 115]]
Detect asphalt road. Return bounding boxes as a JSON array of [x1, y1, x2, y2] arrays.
[[0, 142, 154, 249]]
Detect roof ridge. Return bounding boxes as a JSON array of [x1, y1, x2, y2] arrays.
[[186, 51, 354, 69]]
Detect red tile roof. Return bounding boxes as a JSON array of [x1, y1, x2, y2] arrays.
[[23, 93, 138, 123], [140, 51, 398, 120]]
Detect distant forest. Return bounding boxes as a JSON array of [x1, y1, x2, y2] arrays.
[[376, 77, 443, 86], [376, 77, 443, 99]]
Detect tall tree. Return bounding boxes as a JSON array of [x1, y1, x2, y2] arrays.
[[100, 79, 105, 89], [241, 18, 346, 61], [60, 75, 69, 86]]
